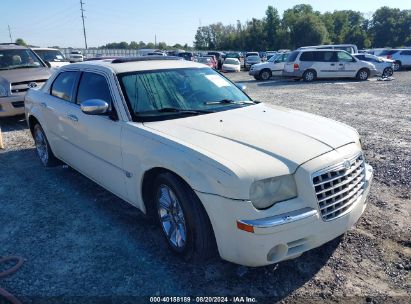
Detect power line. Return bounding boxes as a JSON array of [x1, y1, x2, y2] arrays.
[[80, 0, 88, 49], [8, 25, 12, 43]]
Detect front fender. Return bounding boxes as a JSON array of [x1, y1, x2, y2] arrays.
[[121, 123, 252, 212]]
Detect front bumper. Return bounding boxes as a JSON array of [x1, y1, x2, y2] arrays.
[[0, 95, 25, 117], [197, 144, 373, 266], [369, 69, 378, 77], [248, 69, 259, 76]]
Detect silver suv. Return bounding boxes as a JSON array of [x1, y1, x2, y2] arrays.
[[283, 49, 377, 82], [0, 43, 52, 117]]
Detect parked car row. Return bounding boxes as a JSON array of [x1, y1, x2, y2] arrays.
[[249, 46, 400, 82]]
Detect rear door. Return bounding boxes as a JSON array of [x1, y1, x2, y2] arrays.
[[40, 70, 79, 158], [315, 51, 337, 78]]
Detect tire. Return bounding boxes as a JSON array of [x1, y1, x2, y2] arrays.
[[153, 172, 216, 262], [383, 67, 393, 77], [302, 69, 316, 82], [259, 69, 272, 81], [33, 123, 58, 167], [356, 68, 369, 81], [393, 61, 402, 71], [254, 75, 261, 80]]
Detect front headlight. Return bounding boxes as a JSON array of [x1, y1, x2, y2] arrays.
[[249, 174, 297, 209], [0, 84, 8, 97]]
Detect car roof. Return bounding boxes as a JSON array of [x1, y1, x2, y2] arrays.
[[298, 48, 336, 52], [0, 43, 28, 50], [32, 47, 60, 51], [62, 57, 207, 74]]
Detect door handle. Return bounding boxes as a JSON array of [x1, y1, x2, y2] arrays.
[[67, 114, 78, 122], [40, 102, 47, 108], [339, 64, 344, 66], [330, 63, 335, 66]]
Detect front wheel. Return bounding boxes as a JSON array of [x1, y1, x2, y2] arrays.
[[383, 67, 393, 77], [393, 61, 402, 71], [153, 173, 216, 262], [259, 69, 272, 81], [356, 68, 369, 81], [33, 124, 58, 167]]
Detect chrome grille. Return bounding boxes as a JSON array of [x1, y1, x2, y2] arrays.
[[312, 153, 366, 221], [11, 79, 47, 94]]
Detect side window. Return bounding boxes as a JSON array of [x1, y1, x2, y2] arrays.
[[51, 71, 77, 102], [76, 72, 112, 105], [337, 51, 354, 62], [356, 55, 365, 60], [313, 51, 335, 62], [400, 50, 411, 55], [300, 52, 314, 61]]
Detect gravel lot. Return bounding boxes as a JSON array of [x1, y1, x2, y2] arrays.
[[1, 71, 410, 304]]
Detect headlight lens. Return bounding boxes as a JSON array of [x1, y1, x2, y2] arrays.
[[249, 174, 297, 209], [0, 84, 8, 97]]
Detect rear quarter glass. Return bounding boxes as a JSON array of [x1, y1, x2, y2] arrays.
[[287, 51, 300, 62]]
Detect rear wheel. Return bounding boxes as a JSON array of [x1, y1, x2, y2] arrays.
[[259, 69, 272, 81], [356, 68, 369, 81], [393, 61, 402, 71], [383, 67, 393, 77], [153, 173, 216, 262], [33, 124, 58, 167], [302, 70, 316, 82]]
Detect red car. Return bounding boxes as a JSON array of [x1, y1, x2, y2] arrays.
[[202, 55, 217, 69]]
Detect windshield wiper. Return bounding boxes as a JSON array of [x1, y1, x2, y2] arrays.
[[9, 65, 39, 70], [138, 107, 213, 116], [204, 99, 255, 105]]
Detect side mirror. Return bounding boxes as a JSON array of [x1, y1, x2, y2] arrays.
[[45, 61, 51, 68], [235, 83, 247, 92], [80, 99, 109, 115]]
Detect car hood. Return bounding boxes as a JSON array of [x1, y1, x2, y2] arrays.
[[252, 62, 271, 69], [144, 103, 358, 180], [0, 67, 52, 84]]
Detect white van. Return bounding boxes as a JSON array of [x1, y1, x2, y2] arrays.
[[283, 49, 377, 81], [299, 44, 358, 54]]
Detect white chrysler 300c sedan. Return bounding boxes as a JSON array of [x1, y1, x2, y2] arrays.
[[25, 57, 373, 267]]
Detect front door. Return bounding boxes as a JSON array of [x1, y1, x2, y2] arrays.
[[61, 71, 127, 199], [336, 51, 358, 78]]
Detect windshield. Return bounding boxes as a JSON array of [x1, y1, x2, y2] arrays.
[[0, 49, 44, 70], [247, 56, 260, 61], [268, 54, 279, 62], [118, 67, 253, 121], [224, 59, 239, 65], [34, 49, 67, 62]]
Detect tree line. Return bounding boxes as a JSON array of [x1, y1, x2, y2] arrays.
[[194, 4, 411, 51]]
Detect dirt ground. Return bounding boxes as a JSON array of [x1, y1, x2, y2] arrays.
[[0, 71, 410, 304]]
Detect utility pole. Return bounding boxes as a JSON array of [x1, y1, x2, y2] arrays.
[[80, 0, 88, 49], [8, 25, 12, 43]]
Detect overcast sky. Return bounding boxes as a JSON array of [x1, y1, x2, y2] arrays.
[[1, 0, 409, 48]]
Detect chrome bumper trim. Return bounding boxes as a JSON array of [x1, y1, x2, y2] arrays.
[[238, 207, 318, 229]]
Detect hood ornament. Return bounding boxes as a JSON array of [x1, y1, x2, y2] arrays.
[[28, 82, 38, 88]]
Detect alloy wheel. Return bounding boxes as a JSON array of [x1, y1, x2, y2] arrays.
[[34, 127, 49, 166], [157, 184, 187, 249]]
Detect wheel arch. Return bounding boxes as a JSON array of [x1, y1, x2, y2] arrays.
[[140, 166, 218, 248]]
